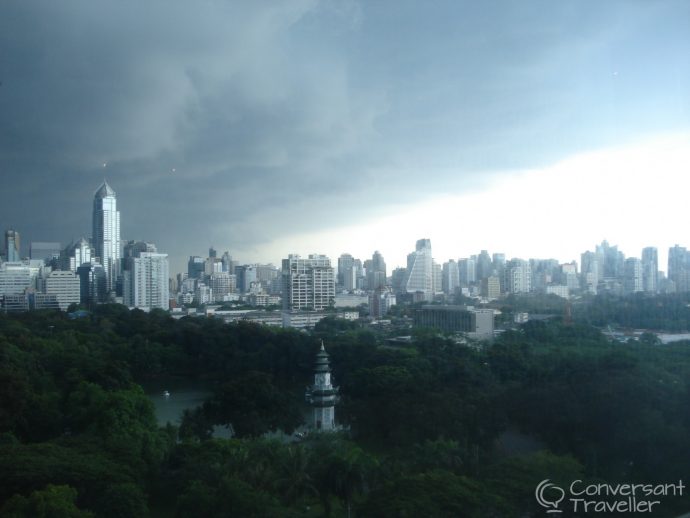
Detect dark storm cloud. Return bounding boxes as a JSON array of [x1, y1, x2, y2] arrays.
[[1, 1, 689, 270]]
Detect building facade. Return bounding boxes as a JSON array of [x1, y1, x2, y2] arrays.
[[282, 254, 335, 311], [641, 247, 658, 293], [77, 262, 107, 306], [504, 259, 532, 294], [668, 245, 690, 293], [413, 305, 494, 340], [123, 252, 169, 310], [4, 230, 20, 262], [404, 239, 433, 301], [60, 238, 94, 272], [44, 270, 81, 311], [369, 285, 396, 318], [92, 181, 121, 292]]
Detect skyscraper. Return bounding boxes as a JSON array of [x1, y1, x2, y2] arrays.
[[337, 253, 355, 288], [641, 247, 658, 293], [458, 257, 477, 287], [623, 258, 643, 294], [44, 270, 81, 311], [668, 245, 690, 293], [123, 240, 157, 258], [580, 250, 601, 293], [60, 238, 94, 272], [596, 240, 625, 280], [92, 181, 121, 292], [282, 254, 335, 310], [77, 262, 107, 306], [442, 260, 460, 294], [187, 256, 205, 279], [404, 238, 433, 301], [5, 230, 20, 262], [476, 250, 492, 281], [504, 258, 532, 294], [432, 260, 442, 295], [366, 251, 387, 290], [123, 252, 170, 310]]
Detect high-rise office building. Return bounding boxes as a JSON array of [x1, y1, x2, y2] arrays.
[[77, 262, 107, 306], [458, 257, 477, 287], [580, 250, 600, 293], [60, 238, 94, 272], [432, 260, 442, 295], [282, 254, 335, 310], [44, 270, 81, 311], [560, 262, 580, 291], [404, 239, 433, 301], [235, 264, 258, 293], [504, 258, 531, 294], [123, 252, 169, 310], [476, 250, 492, 281], [442, 260, 460, 295], [0, 262, 32, 296], [209, 272, 236, 300], [205, 256, 223, 275], [530, 259, 560, 292], [5, 230, 20, 262], [92, 181, 121, 292], [596, 240, 625, 280], [221, 252, 237, 274], [390, 267, 407, 294], [641, 247, 659, 293], [337, 253, 355, 288], [623, 258, 643, 295], [187, 256, 205, 279], [482, 275, 501, 299], [369, 285, 396, 318], [123, 240, 157, 258], [668, 245, 690, 293], [367, 251, 387, 290], [255, 264, 279, 284], [492, 253, 506, 291]]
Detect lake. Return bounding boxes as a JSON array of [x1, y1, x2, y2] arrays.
[[143, 379, 312, 440], [142, 379, 212, 427]]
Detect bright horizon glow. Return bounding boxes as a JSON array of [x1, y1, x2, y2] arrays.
[[242, 132, 690, 274]]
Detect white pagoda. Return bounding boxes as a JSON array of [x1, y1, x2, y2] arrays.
[[306, 341, 339, 431]]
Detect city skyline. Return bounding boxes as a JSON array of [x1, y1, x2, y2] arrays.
[[1, 2, 689, 274], [3, 161, 688, 277], [2, 203, 686, 280]]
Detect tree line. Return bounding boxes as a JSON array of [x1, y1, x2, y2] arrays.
[[1, 304, 690, 516]]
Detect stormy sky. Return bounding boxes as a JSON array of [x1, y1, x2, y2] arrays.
[[1, 1, 689, 273]]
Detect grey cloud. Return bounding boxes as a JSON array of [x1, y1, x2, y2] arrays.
[[1, 1, 689, 271]]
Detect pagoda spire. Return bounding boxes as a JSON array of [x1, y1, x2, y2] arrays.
[[306, 341, 338, 431]]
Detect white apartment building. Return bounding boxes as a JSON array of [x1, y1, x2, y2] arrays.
[[123, 252, 169, 310], [282, 254, 335, 311], [44, 270, 81, 310]]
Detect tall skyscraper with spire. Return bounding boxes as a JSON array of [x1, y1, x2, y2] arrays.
[[92, 181, 121, 293]]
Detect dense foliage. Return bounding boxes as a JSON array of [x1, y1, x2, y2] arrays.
[[1, 304, 690, 516], [575, 292, 690, 331]]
